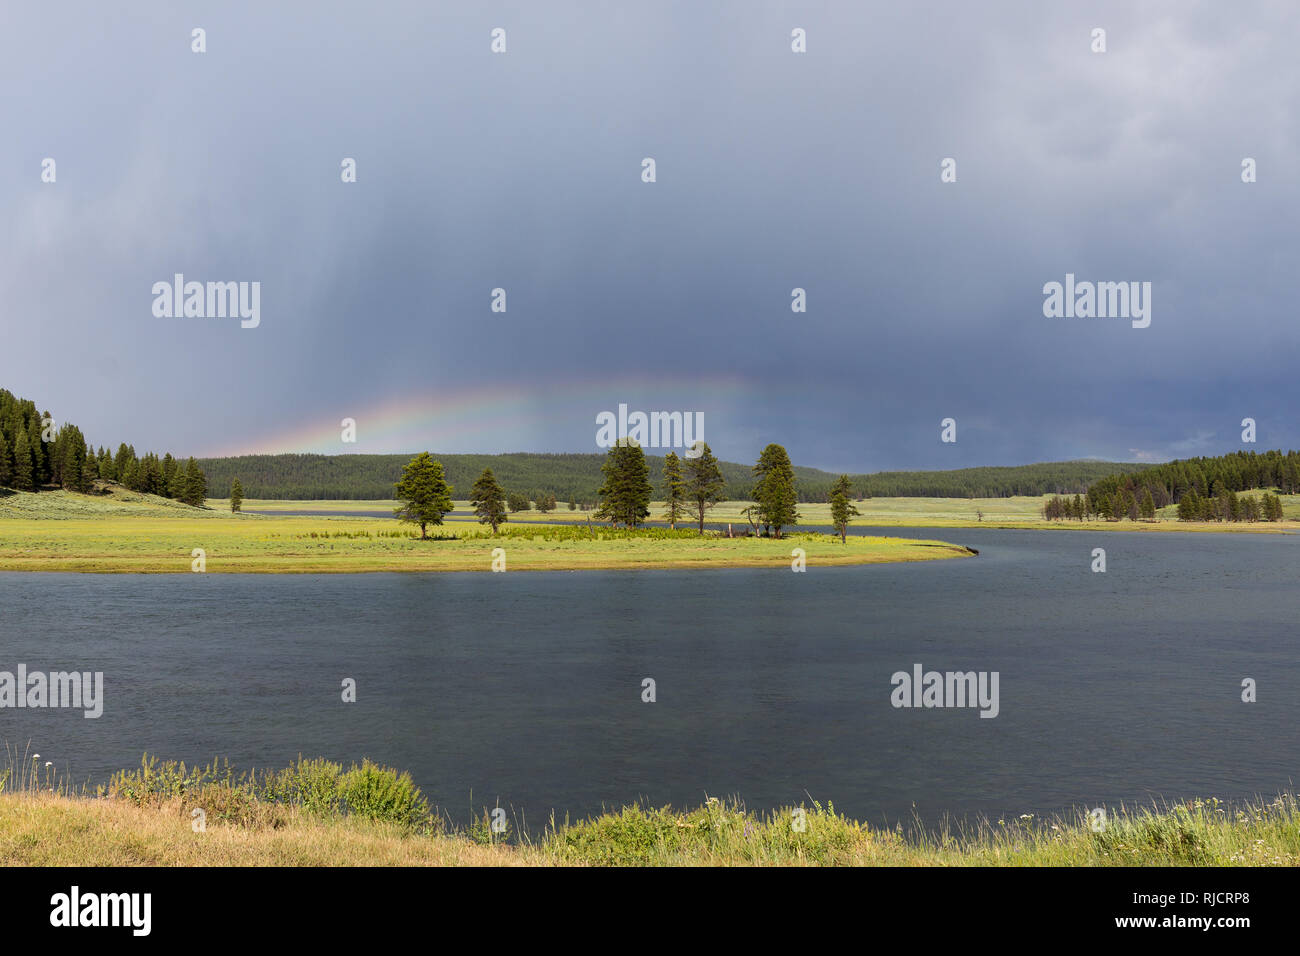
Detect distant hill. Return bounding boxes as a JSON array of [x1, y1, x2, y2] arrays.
[[195, 452, 1150, 503]]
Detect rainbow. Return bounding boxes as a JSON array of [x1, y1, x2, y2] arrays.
[[202, 375, 754, 457]]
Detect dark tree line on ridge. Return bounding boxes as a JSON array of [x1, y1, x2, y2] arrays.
[[0, 388, 209, 506], [196, 451, 1146, 503], [1044, 450, 1298, 523]]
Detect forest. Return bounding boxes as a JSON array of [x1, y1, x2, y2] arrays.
[[0, 388, 209, 505], [195, 452, 1148, 503], [1064, 449, 1300, 522]]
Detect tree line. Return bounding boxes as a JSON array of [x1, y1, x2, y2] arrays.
[[0, 387, 209, 505], [196, 451, 1148, 503], [392, 441, 863, 542], [1080, 449, 1298, 522]]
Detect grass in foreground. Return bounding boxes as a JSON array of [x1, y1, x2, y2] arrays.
[[2, 753, 1296, 866]]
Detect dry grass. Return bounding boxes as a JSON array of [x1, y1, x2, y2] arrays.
[[0, 793, 531, 866]]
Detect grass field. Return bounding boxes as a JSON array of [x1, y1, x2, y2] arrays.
[[0, 511, 971, 574], [3, 487, 1295, 573]]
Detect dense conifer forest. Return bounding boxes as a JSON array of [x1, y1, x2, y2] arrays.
[[0, 388, 208, 505]]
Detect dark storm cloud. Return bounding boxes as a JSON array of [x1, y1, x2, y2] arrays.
[[1, 1, 1296, 471]]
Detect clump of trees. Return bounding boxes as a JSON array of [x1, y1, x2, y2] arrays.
[[1046, 486, 1286, 523], [0, 387, 208, 505], [1176, 489, 1284, 522], [1078, 449, 1297, 523]]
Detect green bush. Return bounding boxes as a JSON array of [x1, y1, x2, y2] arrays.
[[339, 760, 432, 831]]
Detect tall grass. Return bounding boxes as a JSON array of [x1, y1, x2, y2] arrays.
[[4, 748, 1297, 865]]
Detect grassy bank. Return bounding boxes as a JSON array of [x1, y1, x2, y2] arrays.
[[2, 754, 1296, 866], [0, 513, 972, 573]]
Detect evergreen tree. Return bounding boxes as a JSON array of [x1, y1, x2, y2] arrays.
[[12, 428, 33, 491], [27, 420, 45, 486], [506, 491, 531, 513], [682, 442, 726, 533], [595, 440, 653, 529], [181, 457, 207, 506], [393, 452, 454, 539], [230, 477, 244, 513], [1140, 488, 1156, 521], [661, 451, 687, 530], [80, 452, 97, 492], [829, 474, 860, 543], [470, 467, 508, 533], [751, 443, 799, 537], [0, 434, 12, 487], [161, 453, 176, 497]]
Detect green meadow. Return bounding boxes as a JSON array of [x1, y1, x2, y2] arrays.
[[3, 487, 1296, 574], [0, 490, 971, 573]]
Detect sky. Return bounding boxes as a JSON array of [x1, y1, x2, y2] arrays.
[[1, 0, 1297, 473]]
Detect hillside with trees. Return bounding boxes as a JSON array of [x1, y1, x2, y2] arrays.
[[1076, 449, 1300, 523], [195, 452, 1147, 503], [0, 387, 209, 506]]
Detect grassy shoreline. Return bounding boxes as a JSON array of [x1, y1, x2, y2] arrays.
[[0, 519, 972, 573], [3, 752, 1296, 866]]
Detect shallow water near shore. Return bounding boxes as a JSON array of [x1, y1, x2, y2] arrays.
[[1, 526, 1296, 831]]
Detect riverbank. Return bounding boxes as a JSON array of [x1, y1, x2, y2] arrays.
[[2, 789, 1294, 867]]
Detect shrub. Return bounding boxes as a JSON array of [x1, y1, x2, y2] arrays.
[[339, 760, 432, 831]]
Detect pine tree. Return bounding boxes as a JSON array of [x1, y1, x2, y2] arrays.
[[12, 428, 34, 491], [230, 477, 244, 513], [829, 474, 860, 543], [393, 452, 454, 539], [751, 443, 799, 537], [0, 432, 12, 488], [681, 442, 726, 533], [27, 420, 45, 487], [181, 457, 207, 506], [661, 451, 687, 530], [595, 440, 653, 529], [80, 452, 98, 492], [1140, 488, 1156, 521], [470, 468, 507, 533]]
